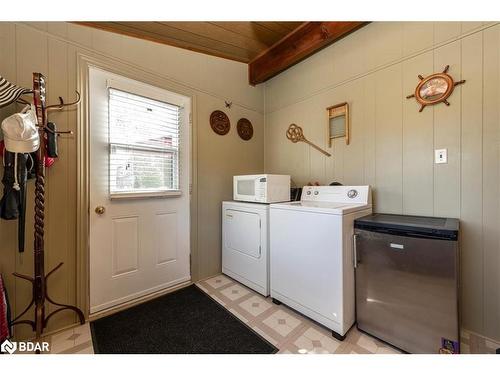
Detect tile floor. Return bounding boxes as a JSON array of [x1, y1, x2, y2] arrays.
[[196, 275, 400, 354], [31, 274, 500, 354], [20, 323, 94, 354]]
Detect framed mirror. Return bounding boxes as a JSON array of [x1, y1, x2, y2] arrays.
[[327, 102, 349, 146]]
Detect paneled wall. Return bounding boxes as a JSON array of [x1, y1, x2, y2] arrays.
[[264, 22, 500, 341], [0, 22, 264, 338]]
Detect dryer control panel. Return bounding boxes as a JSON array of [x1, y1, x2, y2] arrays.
[[301, 186, 371, 205]]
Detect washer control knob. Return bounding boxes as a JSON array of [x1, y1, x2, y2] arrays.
[[347, 189, 358, 199], [306, 190, 312, 195], [314, 191, 319, 195]]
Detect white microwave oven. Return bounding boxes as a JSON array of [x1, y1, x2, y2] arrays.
[[233, 174, 290, 203]]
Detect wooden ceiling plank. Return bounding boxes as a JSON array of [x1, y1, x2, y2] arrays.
[[210, 22, 286, 47], [160, 22, 268, 55], [133, 22, 253, 61], [248, 21, 367, 85], [77, 22, 250, 62], [253, 22, 293, 36], [108, 21, 252, 62]]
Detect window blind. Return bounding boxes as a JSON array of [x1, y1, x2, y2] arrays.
[[108, 88, 181, 196]]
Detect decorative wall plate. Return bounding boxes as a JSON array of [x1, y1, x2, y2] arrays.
[[406, 65, 465, 112], [210, 110, 230, 135], [237, 118, 253, 141]]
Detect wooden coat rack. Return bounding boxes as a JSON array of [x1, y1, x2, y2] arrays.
[[10, 73, 84, 339]]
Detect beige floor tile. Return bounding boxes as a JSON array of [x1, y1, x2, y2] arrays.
[[356, 334, 379, 353], [375, 346, 400, 354], [49, 328, 78, 353], [239, 294, 273, 317], [293, 336, 316, 354], [73, 323, 91, 335], [263, 309, 301, 337], [305, 327, 341, 352], [292, 327, 341, 354], [41, 323, 95, 355], [332, 342, 358, 354], [204, 275, 233, 290], [293, 337, 328, 354], [219, 283, 251, 301], [50, 327, 75, 343], [50, 337, 78, 353], [58, 339, 94, 354], [74, 325, 92, 346], [349, 345, 374, 354]]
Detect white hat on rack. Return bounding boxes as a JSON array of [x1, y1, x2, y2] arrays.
[[1, 105, 40, 153]]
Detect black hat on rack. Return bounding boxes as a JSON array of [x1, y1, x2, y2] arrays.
[[0, 75, 31, 108]]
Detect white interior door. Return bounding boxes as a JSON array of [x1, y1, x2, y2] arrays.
[[89, 67, 191, 313]]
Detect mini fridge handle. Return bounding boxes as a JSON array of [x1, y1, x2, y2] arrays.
[[353, 234, 359, 268]]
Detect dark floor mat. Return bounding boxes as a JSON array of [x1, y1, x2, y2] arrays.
[[90, 284, 277, 354]]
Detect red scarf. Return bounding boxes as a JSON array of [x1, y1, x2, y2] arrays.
[[0, 274, 10, 341]]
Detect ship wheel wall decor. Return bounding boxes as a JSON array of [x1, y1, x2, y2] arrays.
[[406, 65, 466, 112]]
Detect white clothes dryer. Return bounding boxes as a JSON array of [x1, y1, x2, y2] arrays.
[[222, 201, 270, 296]]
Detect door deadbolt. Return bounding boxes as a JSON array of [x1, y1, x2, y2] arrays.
[[95, 206, 106, 215]]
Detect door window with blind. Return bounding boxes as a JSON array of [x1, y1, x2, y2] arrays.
[[108, 87, 182, 198]]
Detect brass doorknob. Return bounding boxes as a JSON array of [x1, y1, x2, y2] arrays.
[[95, 206, 105, 215]]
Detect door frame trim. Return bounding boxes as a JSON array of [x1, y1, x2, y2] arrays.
[[76, 53, 198, 318]]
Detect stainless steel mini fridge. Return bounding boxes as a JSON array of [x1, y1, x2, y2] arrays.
[[354, 214, 460, 354]]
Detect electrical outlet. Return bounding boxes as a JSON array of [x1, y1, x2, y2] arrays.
[[435, 149, 447, 164]]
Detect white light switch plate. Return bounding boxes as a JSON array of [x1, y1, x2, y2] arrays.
[[435, 149, 447, 164]]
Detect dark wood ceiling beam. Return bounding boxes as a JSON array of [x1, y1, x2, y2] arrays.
[[275, 22, 304, 31], [253, 22, 296, 35], [248, 21, 368, 85]]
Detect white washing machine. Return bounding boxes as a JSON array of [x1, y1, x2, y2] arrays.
[[222, 201, 269, 296], [270, 185, 372, 340]]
